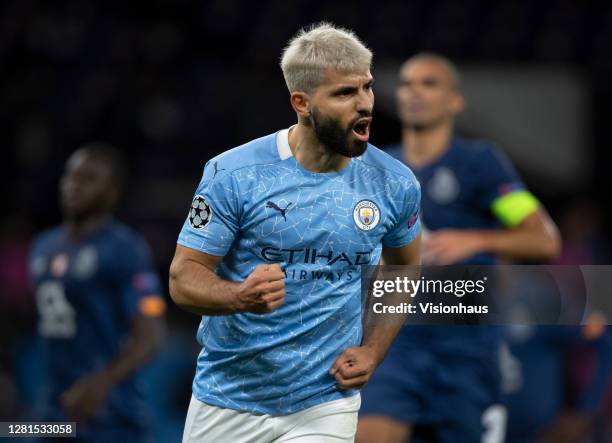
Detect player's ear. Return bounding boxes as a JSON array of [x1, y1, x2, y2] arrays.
[[451, 91, 465, 114], [290, 91, 311, 118]]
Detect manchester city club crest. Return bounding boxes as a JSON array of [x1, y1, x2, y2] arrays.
[[353, 200, 380, 231], [189, 195, 212, 229]]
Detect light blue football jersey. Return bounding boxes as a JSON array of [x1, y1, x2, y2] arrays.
[[177, 128, 421, 415]]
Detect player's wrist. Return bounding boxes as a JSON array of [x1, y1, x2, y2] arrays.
[[88, 367, 118, 388], [229, 284, 248, 313], [361, 343, 384, 367], [467, 230, 492, 254]]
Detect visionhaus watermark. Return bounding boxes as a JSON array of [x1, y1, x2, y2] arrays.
[[361, 265, 612, 326]]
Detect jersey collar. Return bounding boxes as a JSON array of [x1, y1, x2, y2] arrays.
[[276, 127, 293, 160]]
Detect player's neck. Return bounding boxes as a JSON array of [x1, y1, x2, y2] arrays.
[[402, 122, 453, 168], [64, 212, 112, 241], [288, 124, 351, 173]]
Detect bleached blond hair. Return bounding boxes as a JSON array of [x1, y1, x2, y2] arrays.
[[280, 22, 373, 93]]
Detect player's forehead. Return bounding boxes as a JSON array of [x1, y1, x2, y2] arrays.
[[400, 59, 452, 83], [319, 67, 373, 88], [64, 150, 110, 177]]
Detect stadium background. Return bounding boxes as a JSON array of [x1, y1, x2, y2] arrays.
[[0, 0, 610, 441]]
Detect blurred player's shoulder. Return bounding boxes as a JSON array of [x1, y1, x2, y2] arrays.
[[382, 143, 402, 162], [203, 131, 285, 179], [104, 220, 155, 258], [360, 143, 419, 183], [453, 136, 523, 187], [106, 219, 145, 242], [454, 135, 507, 163], [32, 220, 151, 258], [31, 225, 64, 252]]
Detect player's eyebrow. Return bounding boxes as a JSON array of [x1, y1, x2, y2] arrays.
[[398, 76, 441, 86], [331, 79, 374, 96], [331, 85, 358, 96]]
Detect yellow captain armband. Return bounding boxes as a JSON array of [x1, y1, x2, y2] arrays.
[[491, 190, 540, 228]]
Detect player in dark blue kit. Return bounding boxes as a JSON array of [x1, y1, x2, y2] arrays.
[[29, 144, 166, 442], [504, 325, 611, 443], [357, 54, 561, 443]]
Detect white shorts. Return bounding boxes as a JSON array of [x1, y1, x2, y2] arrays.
[[182, 394, 361, 443]]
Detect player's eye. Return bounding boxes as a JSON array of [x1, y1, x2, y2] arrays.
[[423, 78, 439, 87], [334, 87, 355, 97]]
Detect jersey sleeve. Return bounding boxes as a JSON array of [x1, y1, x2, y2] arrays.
[[177, 162, 240, 257], [382, 173, 422, 248], [118, 235, 166, 319], [476, 146, 540, 227]]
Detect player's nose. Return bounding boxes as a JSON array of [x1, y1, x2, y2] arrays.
[[355, 90, 373, 113], [408, 83, 426, 98]]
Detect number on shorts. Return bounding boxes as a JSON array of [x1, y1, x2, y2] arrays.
[[36, 281, 76, 338], [482, 404, 507, 443]]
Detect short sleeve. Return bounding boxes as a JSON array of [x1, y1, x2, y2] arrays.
[[177, 162, 240, 256], [476, 146, 539, 227], [383, 174, 422, 248], [119, 236, 165, 318]]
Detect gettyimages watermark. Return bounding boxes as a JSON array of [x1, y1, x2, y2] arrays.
[[361, 265, 612, 326]]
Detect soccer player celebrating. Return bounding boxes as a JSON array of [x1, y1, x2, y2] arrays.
[[29, 145, 166, 442], [170, 23, 422, 443], [357, 53, 561, 443]]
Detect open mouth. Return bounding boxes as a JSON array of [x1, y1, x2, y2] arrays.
[[352, 117, 371, 142]]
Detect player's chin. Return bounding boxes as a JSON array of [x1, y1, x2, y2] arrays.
[[61, 200, 94, 219], [403, 114, 437, 128], [61, 202, 82, 218], [341, 131, 366, 156], [346, 138, 368, 157]]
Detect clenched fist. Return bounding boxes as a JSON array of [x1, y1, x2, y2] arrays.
[[330, 346, 380, 390], [234, 263, 286, 314]]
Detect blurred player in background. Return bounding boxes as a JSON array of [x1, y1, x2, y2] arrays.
[[29, 144, 166, 442], [502, 202, 612, 443], [357, 53, 561, 443], [169, 23, 421, 443], [504, 325, 611, 443]]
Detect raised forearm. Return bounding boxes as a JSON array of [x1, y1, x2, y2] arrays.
[[476, 226, 560, 260], [169, 257, 240, 315], [479, 209, 561, 260]]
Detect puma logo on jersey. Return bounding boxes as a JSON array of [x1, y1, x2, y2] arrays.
[[266, 201, 292, 221]]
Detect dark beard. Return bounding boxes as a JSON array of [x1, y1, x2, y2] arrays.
[[311, 108, 368, 158]]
